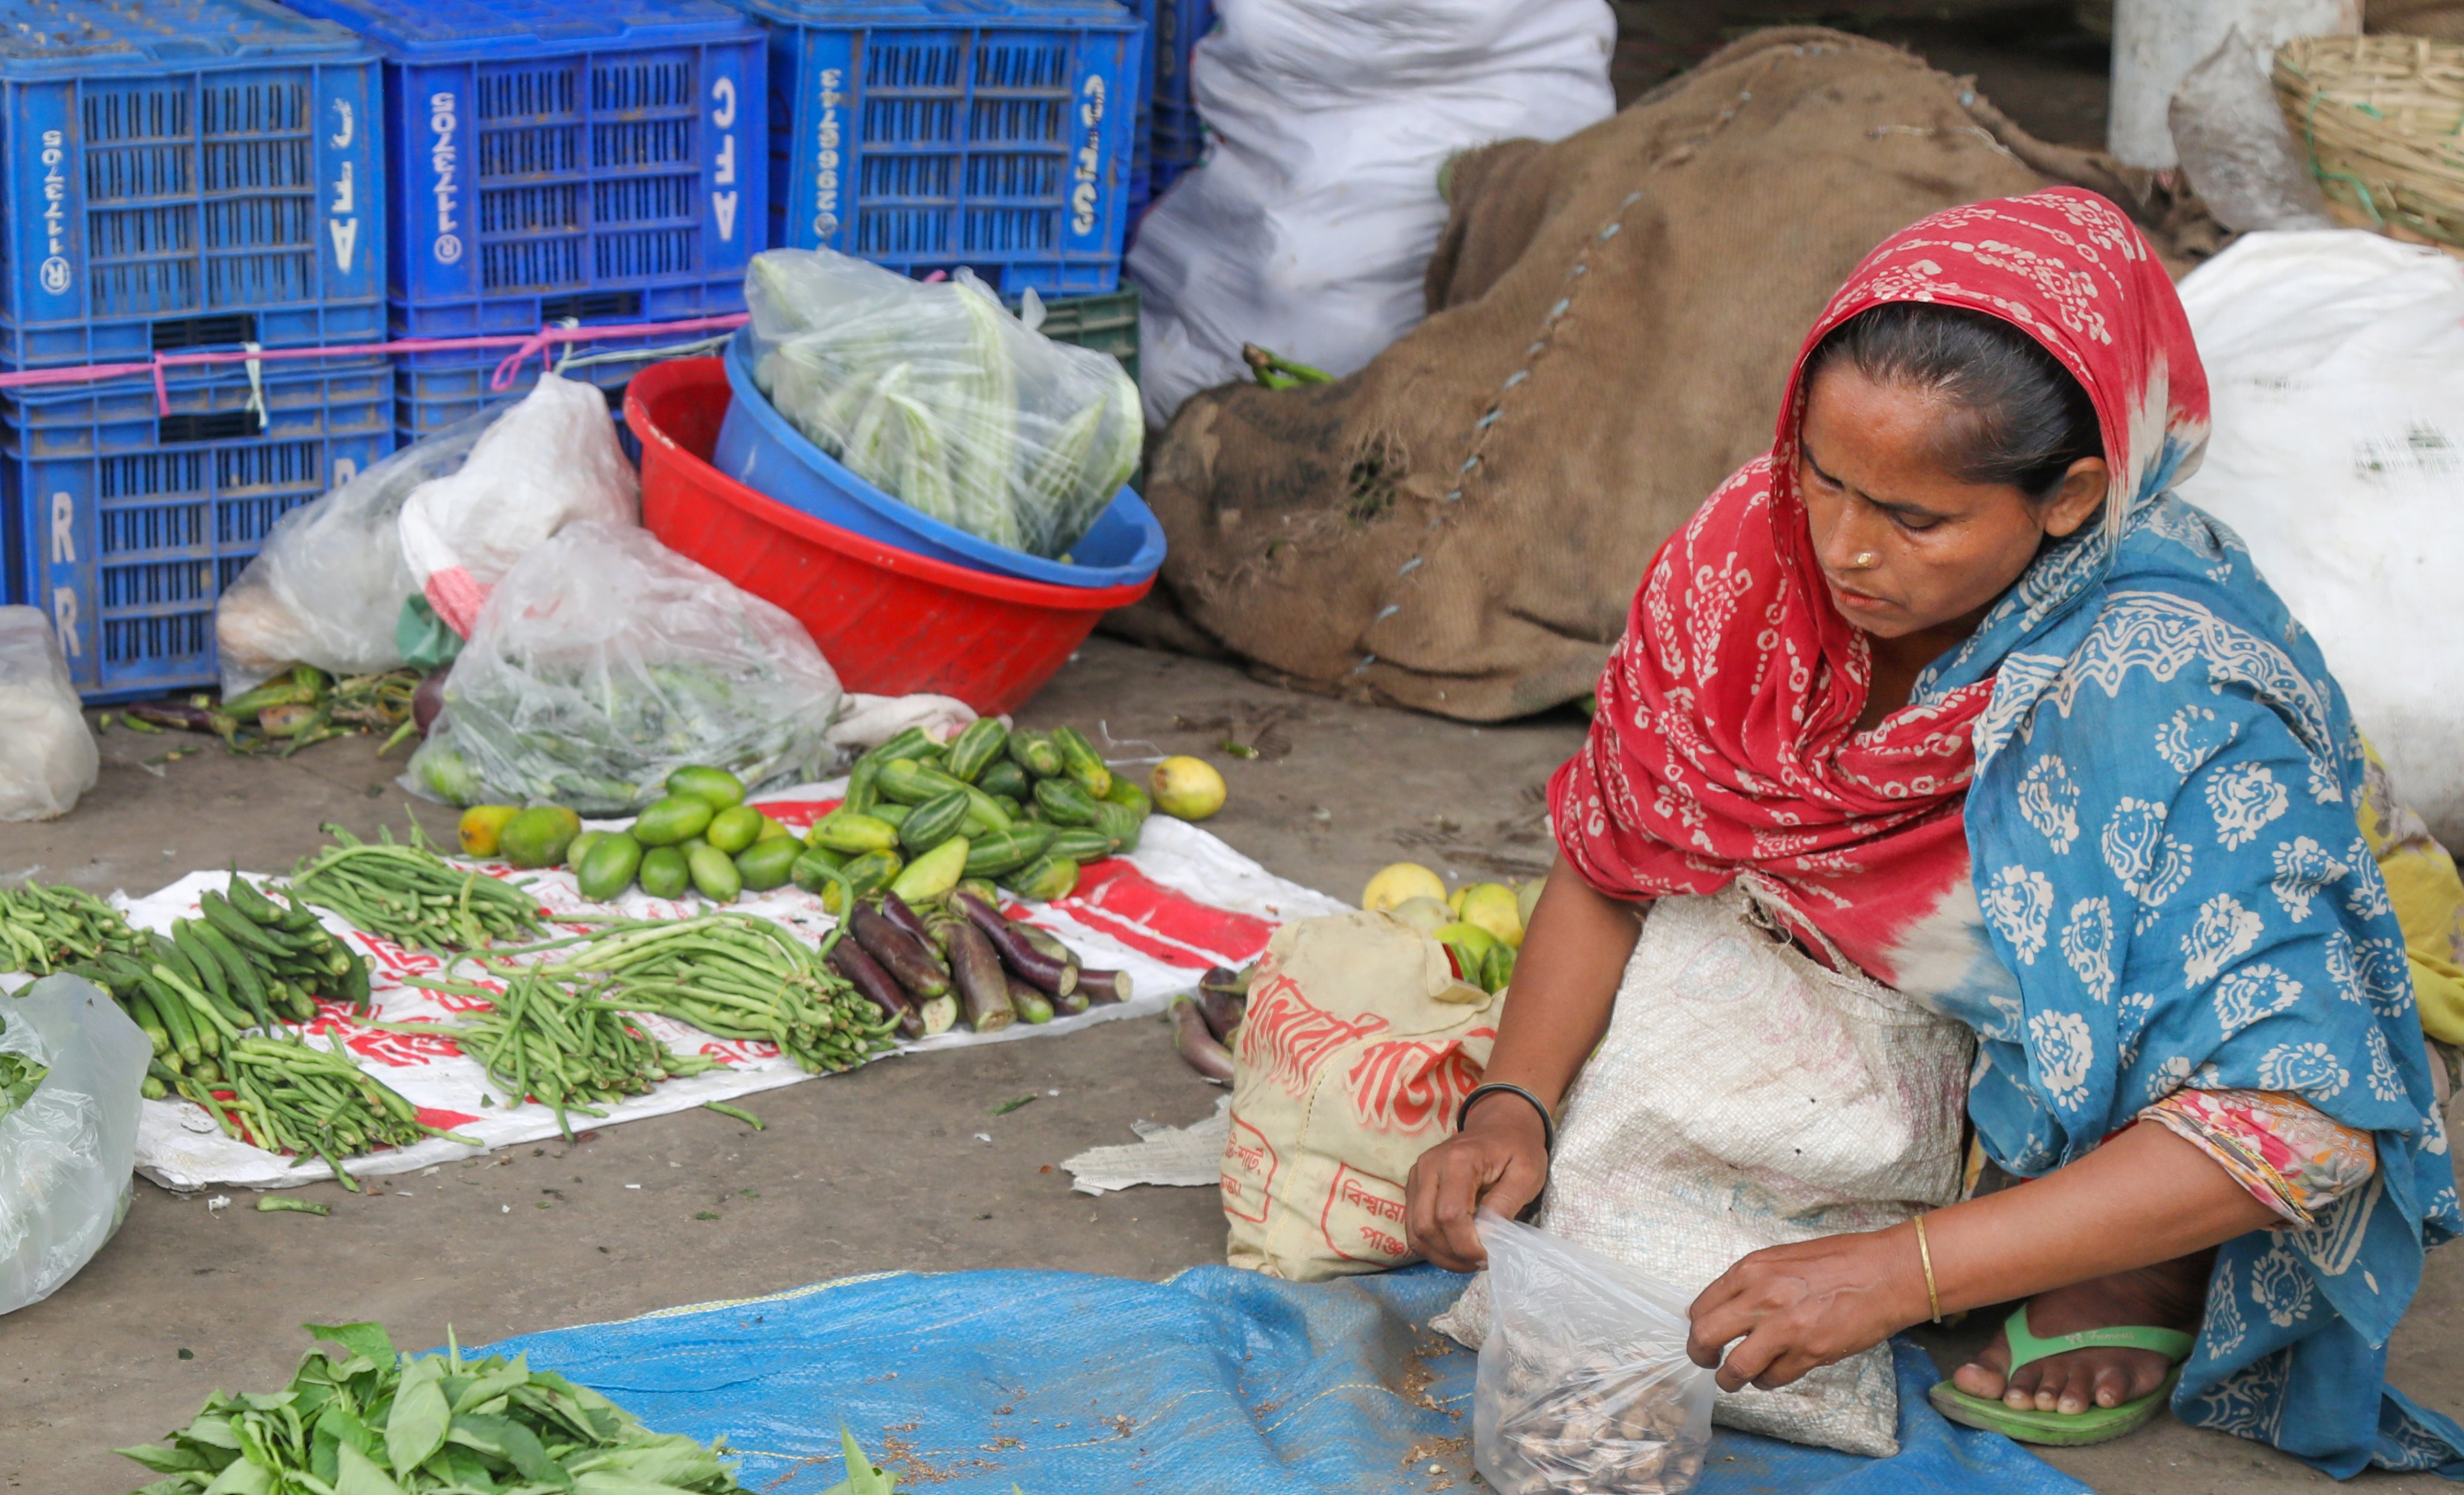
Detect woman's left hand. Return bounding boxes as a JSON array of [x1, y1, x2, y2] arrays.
[[1685, 1227, 1930, 1393]]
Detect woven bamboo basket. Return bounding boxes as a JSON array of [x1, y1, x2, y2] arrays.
[[2275, 33, 2464, 249]]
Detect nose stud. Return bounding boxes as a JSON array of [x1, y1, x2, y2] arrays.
[[1848, 551, 1879, 569]]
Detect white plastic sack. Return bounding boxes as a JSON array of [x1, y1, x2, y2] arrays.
[[1473, 1212, 1715, 1495], [2166, 28, 2335, 232], [0, 976, 150, 1315], [2175, 230, 2464, 846], [1434, 888, 1971, 1456], [1126, 0, 1617, 424], [407, 521, 844, 812], [0, 607, 97, 823], [744, 250, 1141, 559], [398, 371, 640, 637], [214, 410, 495, 694]]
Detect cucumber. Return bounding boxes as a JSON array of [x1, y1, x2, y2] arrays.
[[735, 835, 802, 893], [871, 802, 913, 829], [666, 765, 746, 809], [705, 804, 765, 855], [1033, 778, 1104, 826], [877, 758, 972, 805], [900, 791, 971, 854], [1007, 731, 1064, 779], [1046, 828, 1116, 865], [826, 850, 904, 914], [577, 832, 644, 902], [639, 846, 691, 900], [688, 844, 743, 904], [889, 837, 970, 903], [1049, 726, 1113, 797], [842, 756, 882, 815], [959, 794, 1011, 838], [977, 760, 1030, 800], [964, 824, 1056, 879], [1101, 779, 1153, 818], [859, 726, 934, 767], [940, 717, 1009, 783], [810, 810, 900, 854], [632, 795, 716, 847], [1092, 800, 1143, 854], [1005, 856, 1079, 903]]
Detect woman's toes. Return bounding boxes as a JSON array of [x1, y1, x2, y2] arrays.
[[2003, 1362, 2045, 1411], [2052, 1361, 2098, 1416]]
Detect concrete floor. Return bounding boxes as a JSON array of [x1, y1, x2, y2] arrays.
[[5, 638, 2460, 1494]]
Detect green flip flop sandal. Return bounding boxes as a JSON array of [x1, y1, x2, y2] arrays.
[[1927, 1305, 2196, 1447]]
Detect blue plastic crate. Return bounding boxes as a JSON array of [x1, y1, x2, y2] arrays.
[[1148, 93, 1203, 197], [4, 358, 393, 699], [0, 0, 388, 371], [276, 0, 768, 344], [739, 0, 1144, 298], [390, 308, 732, 441]]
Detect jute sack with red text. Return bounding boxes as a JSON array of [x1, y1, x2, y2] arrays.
[[1222, 910, 1498, 1281]]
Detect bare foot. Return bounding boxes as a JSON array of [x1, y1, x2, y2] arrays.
[[1948, 1251, 2211, 1416]]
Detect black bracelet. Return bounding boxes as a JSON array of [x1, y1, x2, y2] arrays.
[[1457, 1082, 1555, 1154]]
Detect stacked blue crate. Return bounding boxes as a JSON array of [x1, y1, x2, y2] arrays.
[[277, 0, 768, 441], [0, 0, 391, 698], [737, 0, 1143, 298], [1139, 0, 1207, 203]]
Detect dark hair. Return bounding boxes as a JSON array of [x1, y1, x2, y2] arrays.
[[1805, 303, 2103, 500]]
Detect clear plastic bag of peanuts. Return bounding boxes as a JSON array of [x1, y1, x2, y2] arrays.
[[1474, 1211, 1715, 1494]]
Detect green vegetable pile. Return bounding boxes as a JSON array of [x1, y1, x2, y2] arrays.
[[746, 249, 1141, 560], [151, 1032, 475, 1189], [396, 970, 723, 1138], [290, 820, 545, 953], [116, 1320, 751, 1494], [0, 882, 146, 977]]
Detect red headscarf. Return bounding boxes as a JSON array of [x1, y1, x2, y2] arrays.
[[1547, 188, 2209, 979]]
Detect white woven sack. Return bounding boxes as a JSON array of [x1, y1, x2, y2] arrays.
[[1433, 886, 1973, 1456]]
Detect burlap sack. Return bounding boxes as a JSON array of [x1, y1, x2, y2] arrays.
[[1431, 887, 1974, 1458], [1120, 28, 2197, 722], [1222, 909, 1498, 1281]]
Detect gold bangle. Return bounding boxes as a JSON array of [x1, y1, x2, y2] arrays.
[[1913, 1214, 1942, 1324]]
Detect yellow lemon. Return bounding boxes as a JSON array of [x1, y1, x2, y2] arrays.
[[1363, 861, 1447, 912], [1457, 882, 1524, 948], [1388, 896, 1453, 933], [1515, 878, 1545, 930], [1150, 755, 1229, 820]]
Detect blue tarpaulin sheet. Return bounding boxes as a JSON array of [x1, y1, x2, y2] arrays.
[[483, 1264, 2092, 1494]]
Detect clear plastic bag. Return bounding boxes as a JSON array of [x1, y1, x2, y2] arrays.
[[745, 249, 1141, 560], [0, 607, 98, 823], [213, 409, 496, 695], [2167, 28, 2336, 234], [1474, 1212, 1715, 1495], [0, 976, 150, 1315], [398, 371, 641, 637], [406, 521, 844, 812]]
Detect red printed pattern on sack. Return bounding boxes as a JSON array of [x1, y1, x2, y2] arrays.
[[1222, 1112, 1277, 1224], [1240, 971, 1390, 1098], [1318, 1162, 1410, 1264], [1344, 1032, 1490, 1136], [303, 1011, 464, 1066]]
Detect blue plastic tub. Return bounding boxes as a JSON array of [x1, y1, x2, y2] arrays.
[[730, 0, 1144, 298], [0, 0, 388, 372], [711, 328, 1161, 589]]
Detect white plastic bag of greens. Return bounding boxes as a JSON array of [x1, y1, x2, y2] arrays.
[[1472, 1212, 1714, 1495], [214, 409, 495, 695], [398, 371, 641, 637], [408, 521, 843, 812], [0, 607, 97, 823], [745, 248, 1141, 559], [0, 975, 150, 1316]]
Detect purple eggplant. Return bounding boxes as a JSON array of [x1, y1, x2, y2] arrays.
[[946, 921, 1014, 1032], [412, 669, 449, 735], [829, 940, 923, 1040], [1078, 969, 1133, 1006], [1007, 974, 1054, 1026], [1172, 997, 1235, 1083], [953, 891, 1078, 995], [878, 890, 938, 949], [847, 901, 951, 998], [1194, 968, 1245, 1039]]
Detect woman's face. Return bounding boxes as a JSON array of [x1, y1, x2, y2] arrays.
[[1797, 364, 2108, 642]]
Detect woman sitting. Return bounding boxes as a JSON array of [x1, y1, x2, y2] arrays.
[[1404, 188, 2463, 1473]]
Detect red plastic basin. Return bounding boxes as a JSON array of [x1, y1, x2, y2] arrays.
[[626, 359, 1155, 716]]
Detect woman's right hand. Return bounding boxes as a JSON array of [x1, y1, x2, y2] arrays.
[[1404, 1092, 1551, 1272]]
